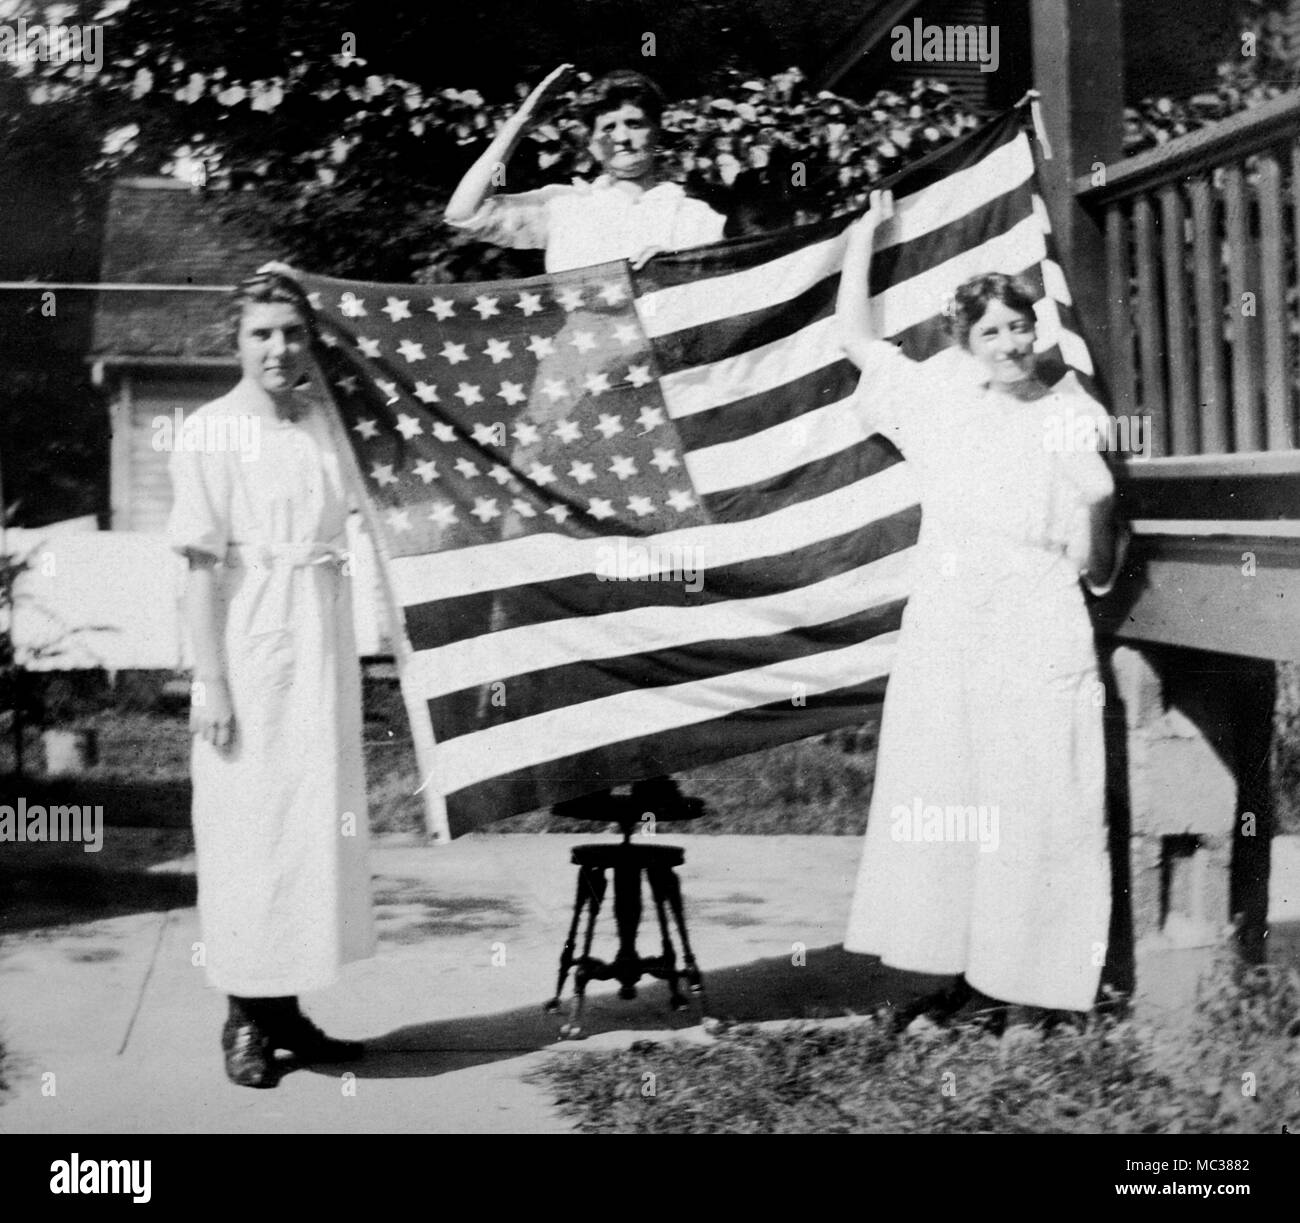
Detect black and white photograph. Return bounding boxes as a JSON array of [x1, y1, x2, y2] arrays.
[[0, 0, 1297, 1185]]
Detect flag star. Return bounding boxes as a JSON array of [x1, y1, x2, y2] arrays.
[[370, 462, 398, 487], [608, 454, 638, 481], [440, 340, 469, 365], [498, 381, 527, 407], [353, 418, 379, 440], [627, 495, 655, 518], [542, 379, 568, 403], [470, 497, 501, 523], [568, 330, 597, 353], [454, 382, 484, 407], [413, 381, 439, 403], [386, 507, 412, 532], [512, 421, 540, 446], [666, 488, 697, 513], [334, 374, 359, 394], [568, 460, 597, 486], [318, 331, 340, 347], [488, 464, 514, 486], [382, 297, 412, 322], [636, 405, 666, 432], [553, 418, 581, 443], [587, 497, 616, 521], [394, 413, 423, 440], [515, 291, 544, 317], [483, 337, 513, 364], [598, 280, 628, 306], [356, 336, 381, 358], [339, 292, 367, 318], [582, 371, 611, 396], [526, 462, 557, 487], [473, 294, 501, 320], [611, 321, 640, 347], [527, 334, 556, 359], [594, 413, 624, 440], [428, 297, 456, 320], [471, 421, 502, 447], [306, 292, 323, 310], [511, 498, 537, 518], [556, 286, 585, 311], [413, 458, 439, 483], [454, 457, 481, 479], [431, 421, 457, 443], [650, 447, 680, 473], [545, 504, 571, 524], [625, 363, 653, 388], [375, 378, 399, 403], [428, 502, 458, 527], [395, 337, 426, 363]]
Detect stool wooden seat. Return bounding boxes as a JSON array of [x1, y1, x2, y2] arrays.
[[545, 793, 705, 1038]]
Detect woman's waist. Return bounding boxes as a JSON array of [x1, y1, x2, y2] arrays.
[[224, 540, 348, 570]]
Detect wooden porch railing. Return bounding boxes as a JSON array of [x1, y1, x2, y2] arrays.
[[1076, 90, 1300, 457]]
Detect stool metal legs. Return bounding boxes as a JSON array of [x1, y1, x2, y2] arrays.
[[548, 855, 705, 1038], [546, 864, 606, 1028]]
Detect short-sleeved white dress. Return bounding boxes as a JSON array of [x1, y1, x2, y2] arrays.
[[168, 384, 376, 997], [843, 342, 1112, 1012]]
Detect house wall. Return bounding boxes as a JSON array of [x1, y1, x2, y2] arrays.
[[113, 367, 234, 533]]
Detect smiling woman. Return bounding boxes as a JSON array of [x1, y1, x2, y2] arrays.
[[167, 271, 375, 1089], [835, 192, 1123, 1023]]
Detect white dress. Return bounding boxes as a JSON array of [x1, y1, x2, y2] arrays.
[[843, 343, 1112, 1012], [168, 384, 376, 997], [446, 174, 726, 272]]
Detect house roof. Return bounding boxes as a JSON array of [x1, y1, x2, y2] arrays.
[[89, 178, 276, 360]]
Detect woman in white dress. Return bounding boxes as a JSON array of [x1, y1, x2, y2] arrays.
[[169, 272, 375, 1087], [836, 192, 1122, 1025]]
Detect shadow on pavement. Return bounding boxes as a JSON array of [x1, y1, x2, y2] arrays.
[[330, 946, 952, 1081]]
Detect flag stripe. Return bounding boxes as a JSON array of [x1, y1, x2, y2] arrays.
[[673, 358, 858, 451], [431, 631, 902, 797], [701, 435, 905, 523], [404, 544, 914, 697], [402, 506, 920, 654], [427, 598, 908, 741], [441, 673, 892, 834]]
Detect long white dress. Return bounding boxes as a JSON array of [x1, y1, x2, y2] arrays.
[[168, 384, 376, 997], [843, 342, 1112, 1012]]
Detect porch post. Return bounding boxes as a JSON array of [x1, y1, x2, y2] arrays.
[[1030, 0, 1124, 380]]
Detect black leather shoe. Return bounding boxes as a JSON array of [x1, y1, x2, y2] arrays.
[[221, 1020, 279, 1088], [268, 1012, 364, 1064], [889, 977, 974, 1035]]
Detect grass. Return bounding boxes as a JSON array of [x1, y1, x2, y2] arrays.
[[533, 958, 1300, 1134]]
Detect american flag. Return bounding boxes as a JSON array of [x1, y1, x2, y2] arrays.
[[300, 107, 1092, 839]]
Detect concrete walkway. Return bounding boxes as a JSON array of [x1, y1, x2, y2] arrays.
[[2, 832, 1299, 1134]]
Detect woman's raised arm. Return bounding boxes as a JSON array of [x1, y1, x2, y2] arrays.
[[444, 64, 574, 226], [836, 189, 893, 371]]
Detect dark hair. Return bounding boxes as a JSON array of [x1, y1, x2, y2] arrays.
[[944, 272, 1038, 348], [577, 70, 666, 129], [226, 271, 318, 345]]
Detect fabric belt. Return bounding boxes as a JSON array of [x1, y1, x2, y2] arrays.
[[224, 541, 347, 635]]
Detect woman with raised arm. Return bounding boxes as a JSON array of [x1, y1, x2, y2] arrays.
[[445, 66, 725, 272], [837, 191, 1123, 1027], [170, 272, 374, 1088]]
